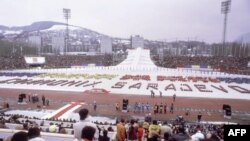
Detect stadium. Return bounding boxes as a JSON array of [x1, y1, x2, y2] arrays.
[[0, 47, 250, 140], [1, 0, 250, 141]]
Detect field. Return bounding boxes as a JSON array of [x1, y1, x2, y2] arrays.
[[1, 88, 250, 124]]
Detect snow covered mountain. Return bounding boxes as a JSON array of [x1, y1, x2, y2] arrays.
[[0, 21, 103, 39]]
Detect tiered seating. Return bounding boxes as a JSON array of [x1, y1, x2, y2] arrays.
[[153, 56, 250, 75]]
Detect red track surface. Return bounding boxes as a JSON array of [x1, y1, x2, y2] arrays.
[[1, 88, 250, 123]]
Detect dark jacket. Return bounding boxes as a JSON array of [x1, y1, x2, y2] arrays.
[[99, 135, 110, 141], [127, 126, 137, 140], [171, 133, 190, 141]]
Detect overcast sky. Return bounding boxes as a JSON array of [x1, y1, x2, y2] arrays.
[[0, 0, 249, 43]]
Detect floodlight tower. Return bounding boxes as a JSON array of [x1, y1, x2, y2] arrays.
[[63, 8, 71, 54], [221, 0, 231, 56]]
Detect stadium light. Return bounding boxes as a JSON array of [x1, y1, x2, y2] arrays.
[[221, 0, 231, 56], [63, 8, 71, 55]]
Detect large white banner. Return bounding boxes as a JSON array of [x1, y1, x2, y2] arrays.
[[24, 57, 45, 65]]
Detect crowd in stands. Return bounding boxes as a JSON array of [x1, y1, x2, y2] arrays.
[[153, 56, 250, 75], [116, 116, 224, 141], [0, 54, 249, 76], [0, 55, 113, 70], [0, 108, 228, 141], [44, 55, 105, 68], [0, 56, 26, 70], [0, 113, 75, 130]]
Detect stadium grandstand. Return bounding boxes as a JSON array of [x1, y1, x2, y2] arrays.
[[1, 54, 249, 75], [0, 47, 250, 141]]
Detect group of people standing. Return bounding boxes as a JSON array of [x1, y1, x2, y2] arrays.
[[116, 118, 209, 141], [28, 94, 49, 107], [113, 93, 177, 116], [150, 92, 176, 115], [134, 102, 151, 113], [153, 103, 168, 114]]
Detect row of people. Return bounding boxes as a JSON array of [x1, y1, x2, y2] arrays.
[[0, 54, 114, 70], [1, 107, 226, 141], [153, 56, 250, 75], [117, 119, 223, 141]]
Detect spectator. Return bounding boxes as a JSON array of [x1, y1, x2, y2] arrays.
[[197, 112, 202, 122], [191, 125, 205, 141], [216, 128, 224, 141], [1, 55, 249, 75], [127, 119, 137, 141], [6, 102, 10, 108], [163, 132, 170, 141], [107, 125, 114, 132], [27, 127, 45, 141], [145, 113, 152, 123], [171, 126, 190, 141], [40, 120, 44, 127], [160, 121, 172, 138], [0, 120, 6, 128], [48, 123, 57, 133], [42, 96, 45, 106], [148, 120, 160, 140], [59, 124, 67, 134], [152, 56, 250, 75], [143, 120, 150, 131], [74, 108, 99, 141], [98, 130, 110, 141], [81, 126, 96, 141], [116, 119, 126, 141], [201, 133, 220, 141], [137, 124, 144, 141], [11, 131, 28, 141]]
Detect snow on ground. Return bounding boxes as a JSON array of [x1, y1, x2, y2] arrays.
[[0, 48, 250, 100], [3, 30, 22, 35], [42, 25, 81, 31], [0, 68, 250, 100]]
